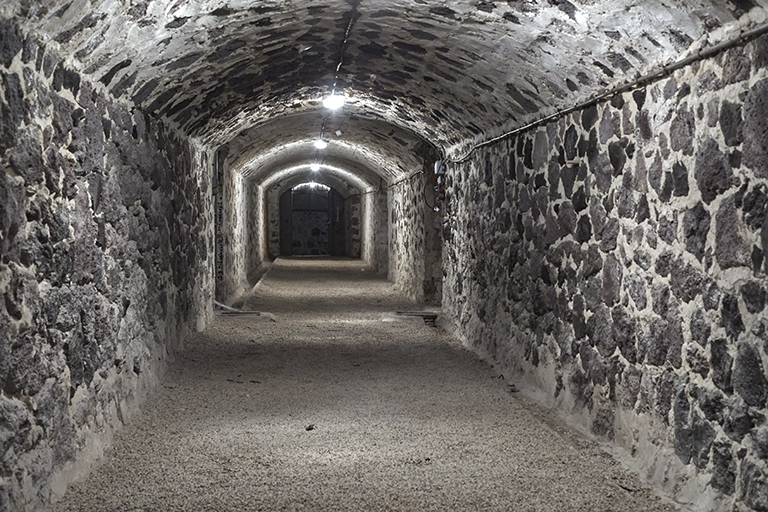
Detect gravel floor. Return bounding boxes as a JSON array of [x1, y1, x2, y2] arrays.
[[51, 258, 678, 512]]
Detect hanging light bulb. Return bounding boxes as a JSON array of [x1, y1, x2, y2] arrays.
[[314, 139, 328, 149], [322, 94, 345, 110], [310, 163, 320, 172]]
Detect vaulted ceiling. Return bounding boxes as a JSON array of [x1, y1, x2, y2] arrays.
[[9, 0, 767, 183]]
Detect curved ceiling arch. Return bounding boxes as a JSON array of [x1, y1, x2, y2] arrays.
[[268, 171, 361, 201], [12, 0, 764, 159], [232, 142, 384, 187], [226, 112, 429, 183], [261, 164, 375, 195]]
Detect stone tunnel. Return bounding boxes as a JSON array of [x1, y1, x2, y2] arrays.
[[2, 0, 768, 510]]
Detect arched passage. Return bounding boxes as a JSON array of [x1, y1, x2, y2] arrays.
[[276, 182, 352, 258], [215, 121, 440, 305], [5, 3, 768, 510]]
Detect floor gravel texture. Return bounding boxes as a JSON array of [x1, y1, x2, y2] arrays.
[[51, 258, 679, 512]]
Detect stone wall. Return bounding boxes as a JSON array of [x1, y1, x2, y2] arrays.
[[362, 188, 388, 273], [216, 161, 248, 303], [389, 174, 426, 302], [424, 169, 444, 305], [443, 36, 768, 511], [267, 184, 281, 260], [245, 180, 267, 285], [0, 21, 213, 510], [375, 188, 389, 273], [218, 174, 269, 304], [389, 164, 444, 304], [344, 193, 362, 258]]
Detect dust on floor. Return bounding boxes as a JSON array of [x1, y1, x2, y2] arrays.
[[51, 257, 677, 512]]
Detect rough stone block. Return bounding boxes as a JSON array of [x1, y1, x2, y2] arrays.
[[645, 316, 669, 366], [0, 19, 23, 68], [722, 396, 761, 442], [599, 217, 619, 252], [733, 341, 768, 407], [648, 153, 663, 196], [9, 126, 45, 185], [741, 459, 768, 511], [741, 281, 766, 314], [687, 344, 709, 380], [670, 106, 695, 155], [652, 283, 670, 317], [1, 71, 24, 152], [683, 202, 710, 261], [624, 272, 647, 310], [659, 213, 679, 245], [588, 304, 615, 357], [711, 338, 733, 392], [711, 441, 736, 495], [612, 305, 637, 362], [703, 279, 722, 311], [672, 161, 689, 196], [742, 184, 767, 230], [720, 101, 743, 146], [695, 139, 732, 204], [722, 294, 745, 340], [744, 78, 768, 179], [591, 407, 615, 439], [690, 308, 711, 346], [754, 427, 768, 460], [670, 259, 702, 303], [716, 196, 751, 269]]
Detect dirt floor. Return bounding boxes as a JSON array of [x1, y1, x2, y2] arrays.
[[51, 258, 679, 512]]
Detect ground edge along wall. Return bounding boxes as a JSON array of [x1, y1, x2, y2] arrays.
[[442, 34, 768, 511], [0, 21, 214, 510]]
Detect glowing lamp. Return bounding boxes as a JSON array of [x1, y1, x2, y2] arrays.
[[322, 95, 345, 110]]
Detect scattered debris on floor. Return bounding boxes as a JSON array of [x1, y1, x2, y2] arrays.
[[382, 311, 440, 326], [214, 300, 277, 321]]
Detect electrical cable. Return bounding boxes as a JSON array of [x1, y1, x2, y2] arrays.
[[315, 2, 360, 152], [387, 170, 424, 190], [447, 22, 768, 164]]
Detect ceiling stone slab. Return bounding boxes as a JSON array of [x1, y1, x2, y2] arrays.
[[7, 0, 768, 158], [242, 150, 383, 189], [262, 165, 374, 198], [225, 112, 429, 183]]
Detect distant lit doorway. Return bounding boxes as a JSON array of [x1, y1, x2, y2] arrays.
[[279, 183, 346, 256]]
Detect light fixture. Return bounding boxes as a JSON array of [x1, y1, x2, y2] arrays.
[[309, 182, 317, 189], [314, 139, 328, 149], [310, 163, 320, 172], [322, 94, 345, 110]]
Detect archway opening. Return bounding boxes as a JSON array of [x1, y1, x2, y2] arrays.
[[278, 182, 358, 258]]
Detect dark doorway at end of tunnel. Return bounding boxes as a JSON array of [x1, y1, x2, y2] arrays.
[[279, 184, 346, 256]]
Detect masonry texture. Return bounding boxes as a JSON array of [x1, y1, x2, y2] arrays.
[[0, 22, 213, 508], [443, 34, 768, 511], [4, 1, 768, 511]]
